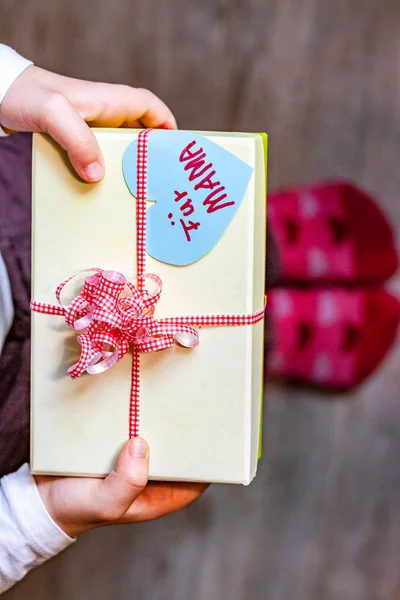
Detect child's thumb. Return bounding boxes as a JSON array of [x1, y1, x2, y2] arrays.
[[95, 438, 149, 521], [38, 92, 105, 183]]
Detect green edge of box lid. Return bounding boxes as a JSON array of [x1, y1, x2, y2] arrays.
[[257, 132, 268, 460]]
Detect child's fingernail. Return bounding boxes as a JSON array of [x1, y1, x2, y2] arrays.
[[159, 119, 178, 130], [84, 162, 104, 181], [128, 437, 148, 458]]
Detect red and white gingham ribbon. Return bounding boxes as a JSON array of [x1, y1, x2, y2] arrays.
[[31, 129, 265, 438]]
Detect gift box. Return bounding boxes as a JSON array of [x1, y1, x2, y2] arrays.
[[31, 129, 267, 484]]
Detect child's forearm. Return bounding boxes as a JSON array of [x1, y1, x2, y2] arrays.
[[0, 465, 75, 594]]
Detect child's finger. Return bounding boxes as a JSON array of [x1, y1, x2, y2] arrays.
[[120, 481, 209, 523], [37, 92, 105, 182], [78, 85, 178, 130], [124, 87, 177, 129], [93, 438, 149, 522]]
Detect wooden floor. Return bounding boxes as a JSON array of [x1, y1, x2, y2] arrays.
[[2, 1, 400, 598]]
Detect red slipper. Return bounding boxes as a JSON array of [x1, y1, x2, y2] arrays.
[[268, 182, 398, 285], [266, 288, 400, 390]]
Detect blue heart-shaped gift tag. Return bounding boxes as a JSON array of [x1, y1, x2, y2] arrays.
[[122, 130, 254, 266]]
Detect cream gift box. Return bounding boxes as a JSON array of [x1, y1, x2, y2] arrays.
[[31, 129, 267, 485]]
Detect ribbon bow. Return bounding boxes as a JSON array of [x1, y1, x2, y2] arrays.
[[34, 269, 199, 380]]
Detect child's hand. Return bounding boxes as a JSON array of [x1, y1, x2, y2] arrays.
[[0, 65, 177, 183], [34, 438, 207, 538]]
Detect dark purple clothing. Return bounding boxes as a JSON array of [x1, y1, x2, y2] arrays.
[[0, 133, 32, 477]]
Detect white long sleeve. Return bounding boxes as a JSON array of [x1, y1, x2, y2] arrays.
[[0, 44, 32, 104], [0, 44, 33, 136], [0, 465, 75, 594], [0, 252, 13, 355]]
